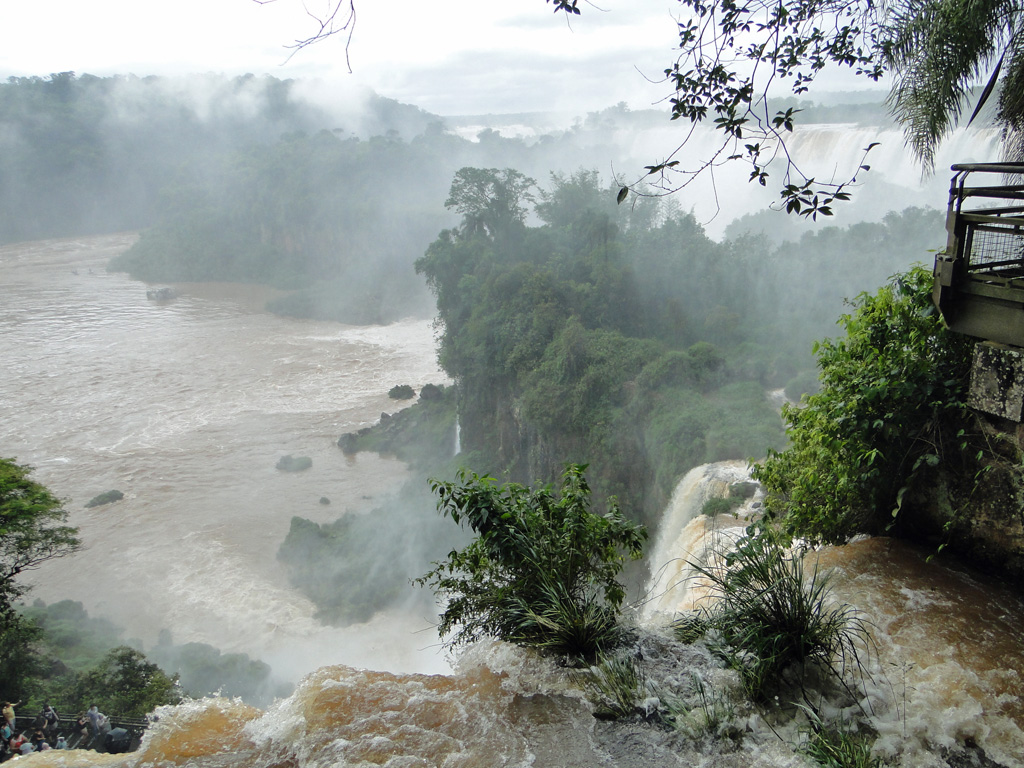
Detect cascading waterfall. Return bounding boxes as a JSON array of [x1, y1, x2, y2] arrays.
[[453, 415, 461, 456], [640, 461, 1024, 766], [642, 461, 760, 619], [6, 116, 1024, 765]]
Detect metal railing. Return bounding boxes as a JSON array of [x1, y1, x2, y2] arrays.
[[10, 713, 148, 753]]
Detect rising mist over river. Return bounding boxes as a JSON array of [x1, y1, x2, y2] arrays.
[[4, 235, 1024, 768]]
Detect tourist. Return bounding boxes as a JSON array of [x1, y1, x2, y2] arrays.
[[40, 703, 58, 736], [87, 704, 105, 738], [1, 700, 18, 730], [76, 712, 90, 745], [54, 734, 68, 750], [29, 728, 46, 752], [8, 732, 26, 754]]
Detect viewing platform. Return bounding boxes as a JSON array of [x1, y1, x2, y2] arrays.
[[933, 162, 1024, 346], [933, 162, 1024, 422], [11, 714, 149, 753]]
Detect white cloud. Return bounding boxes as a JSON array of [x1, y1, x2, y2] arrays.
[[0, 0, 684, 115]]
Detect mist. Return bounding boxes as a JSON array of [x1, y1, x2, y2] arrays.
[[0, 68, 998, 709]]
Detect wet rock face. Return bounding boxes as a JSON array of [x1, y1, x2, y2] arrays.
[[968, 344, 1024, 421], [905, 412, 1024, 582]]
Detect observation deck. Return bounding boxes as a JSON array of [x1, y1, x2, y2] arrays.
[[933, 162, 1024, 346]]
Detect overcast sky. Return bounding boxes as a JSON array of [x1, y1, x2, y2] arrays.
[[0, 1, 701, 116]]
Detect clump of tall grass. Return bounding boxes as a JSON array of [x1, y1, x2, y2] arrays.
[[672, 531, 870, 701], [573, 651, 648, 719], [659, 673, 740, 741], [512, 579, 621, 661], [799, 705, 881, 768]]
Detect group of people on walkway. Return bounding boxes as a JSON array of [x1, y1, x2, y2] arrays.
[[0, 700, 108, 760]]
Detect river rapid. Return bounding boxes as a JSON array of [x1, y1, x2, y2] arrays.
[[5, 235, 1024, 767]]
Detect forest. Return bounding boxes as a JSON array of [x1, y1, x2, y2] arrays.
[[279, 165, 945, 626]]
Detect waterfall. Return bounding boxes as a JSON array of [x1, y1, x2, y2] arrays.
[[611, 121, 1002, 238], [453, 416, 461, 456], [642, 461, 759, 619]]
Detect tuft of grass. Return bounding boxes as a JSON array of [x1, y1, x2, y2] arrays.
[[574, 651, 647, 719], [671, 612, 711, 644], [512, 580, 621, 662], [660, 673, 739, 741], [682, 532, 870, 701], [799, 706, 881, 768]]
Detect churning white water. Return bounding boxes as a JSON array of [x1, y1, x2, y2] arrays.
[[0, 233, 451, 680], [644, 462, 1024, 766]]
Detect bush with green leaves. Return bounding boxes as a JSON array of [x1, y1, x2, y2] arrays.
[[416, 464, 646, 662], [388, 384, 416, 400], [674, 532, 868, 701], [752, 266, 974, 545]]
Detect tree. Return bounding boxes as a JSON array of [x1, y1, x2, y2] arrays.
[[751, 267, 975, 544], [74, 646, 180, 718], [0, 459, 81, 701], [444, 167, 536, 238], [0, 459, 80, 624], [416, 465, 646, 662]]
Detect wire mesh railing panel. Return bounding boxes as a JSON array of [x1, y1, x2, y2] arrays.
[[965, 222, 1024, 272]]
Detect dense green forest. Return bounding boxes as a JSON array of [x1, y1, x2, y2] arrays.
[[416, 168, 945, 525], [3, 68, 957, 658], [278, 165, 946, 625]]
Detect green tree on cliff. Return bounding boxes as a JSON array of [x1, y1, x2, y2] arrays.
[[0, 458, 81, 699], [752, 267, 975, 544]]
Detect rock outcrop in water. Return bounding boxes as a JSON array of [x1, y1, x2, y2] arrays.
[[85, 490, 124, 508], [275, 455, 312, 472]]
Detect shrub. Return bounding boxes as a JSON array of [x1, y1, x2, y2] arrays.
[[388, 384, 416, 400], [752, 267, 974, 544], [574, 651, 648, 719], [701, 497, 742, 517], [416, 464, 646, 662]]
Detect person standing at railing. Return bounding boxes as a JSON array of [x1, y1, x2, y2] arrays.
[[87, 704, 106, 740], [40, 704, 58, 738], [1, 700, 19, 731]]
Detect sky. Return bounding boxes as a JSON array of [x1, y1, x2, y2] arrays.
[[0, 0, 885, 118], [0, 0, 690, 116]]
